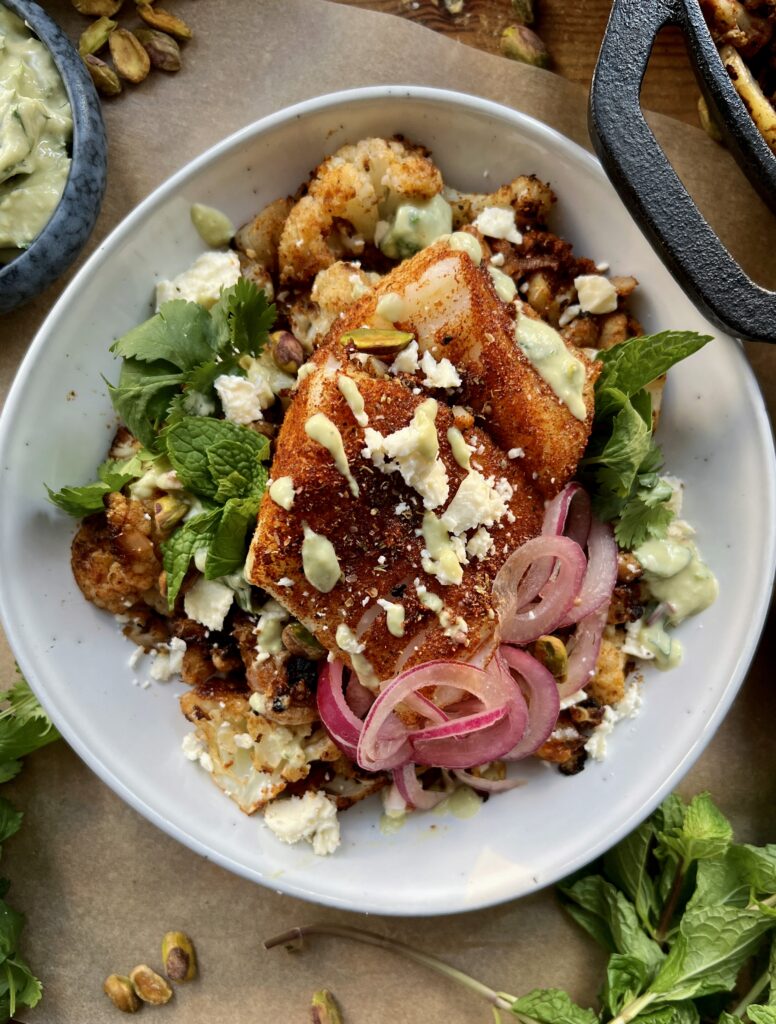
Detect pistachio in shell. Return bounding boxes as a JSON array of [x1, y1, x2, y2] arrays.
[[83, 53, 122, 96], [339, 327, 414, 356], [109, 28, 151, 84], [103, 974, 140, 1013], [312, 990, 344, 1024], [129, 964, 173, 1005], [71, 0, 123, 15], [78, 16, 116, 57], [162, 931, 197, 983], [134, 27, 182, 72], [500, 24, 550, 68], [137, 5, 193, 40]]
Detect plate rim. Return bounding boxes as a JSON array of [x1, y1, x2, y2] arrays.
[[2, 84, 775, 915]]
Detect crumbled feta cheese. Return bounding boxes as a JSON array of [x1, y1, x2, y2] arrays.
[[215, 374, 272, 425], [362, 399, 449, 510], [181, 731, 214, 773], [559, 689, 587, 709], [390, 339, 420, 375], [473, 206, 523, 245], [466, 526, 494, 560], [584, 680, 642, 761], [263, 791, 341, 856], [128, 646, 144, 670], [276, 577, 295, 587], [233, 732, 254, 750], [574, 274, 618, 315], [155, 250, 240, 310], [558, 303, 581, 327], [184, 577, 233, 632], [420, 349, 462, 390], [441, 470, 508, 535], [149, 637, 187, 682], [507, 447, 525, 459], [489, 252, 505, 267]]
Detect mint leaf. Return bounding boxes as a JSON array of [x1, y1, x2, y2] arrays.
[[205, 496, 261, 580], [586, 399, 652, 497], [165, 416, 269, 499], [658, 794, 733, 870], [629, 1002, 699, 1024], [0, 901, 24, 960], [604, 819, 659, 934], [161, 508, 221, 607], [0, 798, 22, 845], [510, 988, 599, 1024], [559, 875, 664, 972], [111, 300, 217, 370], [602, 954, 651, 1015], [749, 1008, 776, 1024], [729, 845, 776, 895], [595, 331, 712, 401]]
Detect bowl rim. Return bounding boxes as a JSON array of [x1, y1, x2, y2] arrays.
[[2, 84, 774, 914], [0, 0, 107, 309]]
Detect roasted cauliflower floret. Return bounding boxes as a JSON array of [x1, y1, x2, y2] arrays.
[[180, 681, 339, 813], [71, 493, 162, 615], [586, 631, 627, 707], [278, 137, 443, 284], [443, 174, 555, 230], [235, 196, 293, 275]]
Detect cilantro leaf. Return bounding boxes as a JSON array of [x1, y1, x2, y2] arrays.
[[595, 331, 713, 401], [614, 485, 675, 549], [210, 277, 275, 357], [107, 360, 184, 450], [0, 798, 22, 846], [0, 955, 43, 1016], [586, 399, 653, 497], [0, 675, 60, 762], [46, 450, 155, 517], [161, 508, 221, 608], [110, 300, 217, 370], [509, 988, 599, 1024]]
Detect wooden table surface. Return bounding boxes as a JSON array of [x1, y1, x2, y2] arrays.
[[336, 0, 700, 125]]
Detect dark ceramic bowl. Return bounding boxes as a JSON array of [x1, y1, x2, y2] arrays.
[[0, 0, 107, 315]]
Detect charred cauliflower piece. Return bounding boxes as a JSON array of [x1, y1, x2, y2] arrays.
[[180, 680, 340, 814], [71, 493, 162, 615], [235, 196, 293, 276], [586, 630, 628, 707], [278, 137, 443, 285], [443, 174, 555, 230], [233, 616, 319, 726], [287, 261, 379, 349]]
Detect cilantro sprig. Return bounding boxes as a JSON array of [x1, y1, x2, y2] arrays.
[[46, 449, 155, 517], [0, 673, 60, 1021], [108, 279, 275, 450], [582, 331, 712, 549], [265, 793, 776, 1024]]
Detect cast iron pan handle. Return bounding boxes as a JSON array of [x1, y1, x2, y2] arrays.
[[589, 0, 776, 344]]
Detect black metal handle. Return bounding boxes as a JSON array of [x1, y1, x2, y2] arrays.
[[589, 0, 776, 344]]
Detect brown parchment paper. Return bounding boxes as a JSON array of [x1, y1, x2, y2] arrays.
[[1, 2, 775, 1021]]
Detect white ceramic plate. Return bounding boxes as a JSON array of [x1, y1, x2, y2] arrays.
[[1, 88, 773, 916]]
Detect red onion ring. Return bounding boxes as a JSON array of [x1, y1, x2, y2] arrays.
[[542, 482, 591, 546], [452, 768, 524, 793], [560, 518, 618, 626], [316, 661, 364, 759], [493, 535, 587, 645], [393, 763, 450, 810], [498, 646, 561, 759], [558, 603, 608, 699], [357, 660, 527, 773]]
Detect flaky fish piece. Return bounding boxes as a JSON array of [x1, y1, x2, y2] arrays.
[[246, 355, 543, 685], [323, 243, 599, 497]]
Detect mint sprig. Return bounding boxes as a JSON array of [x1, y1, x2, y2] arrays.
[[161, 416, 270, 607], [583, 331, 713, 549], [265, 792, 776, 1024]]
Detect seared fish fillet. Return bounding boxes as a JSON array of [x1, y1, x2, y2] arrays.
[[246, 355, 543, 685], [324, 244, 599, 497]]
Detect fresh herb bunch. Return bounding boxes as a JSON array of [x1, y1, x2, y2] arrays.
[[47, 279, 276, 607], [0, 673, 60, 1022], [583, 331, 712, 549], [266, 793, 776, 1024]]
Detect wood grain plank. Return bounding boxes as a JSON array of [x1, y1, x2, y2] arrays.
[[328, 0, 702, 126]]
